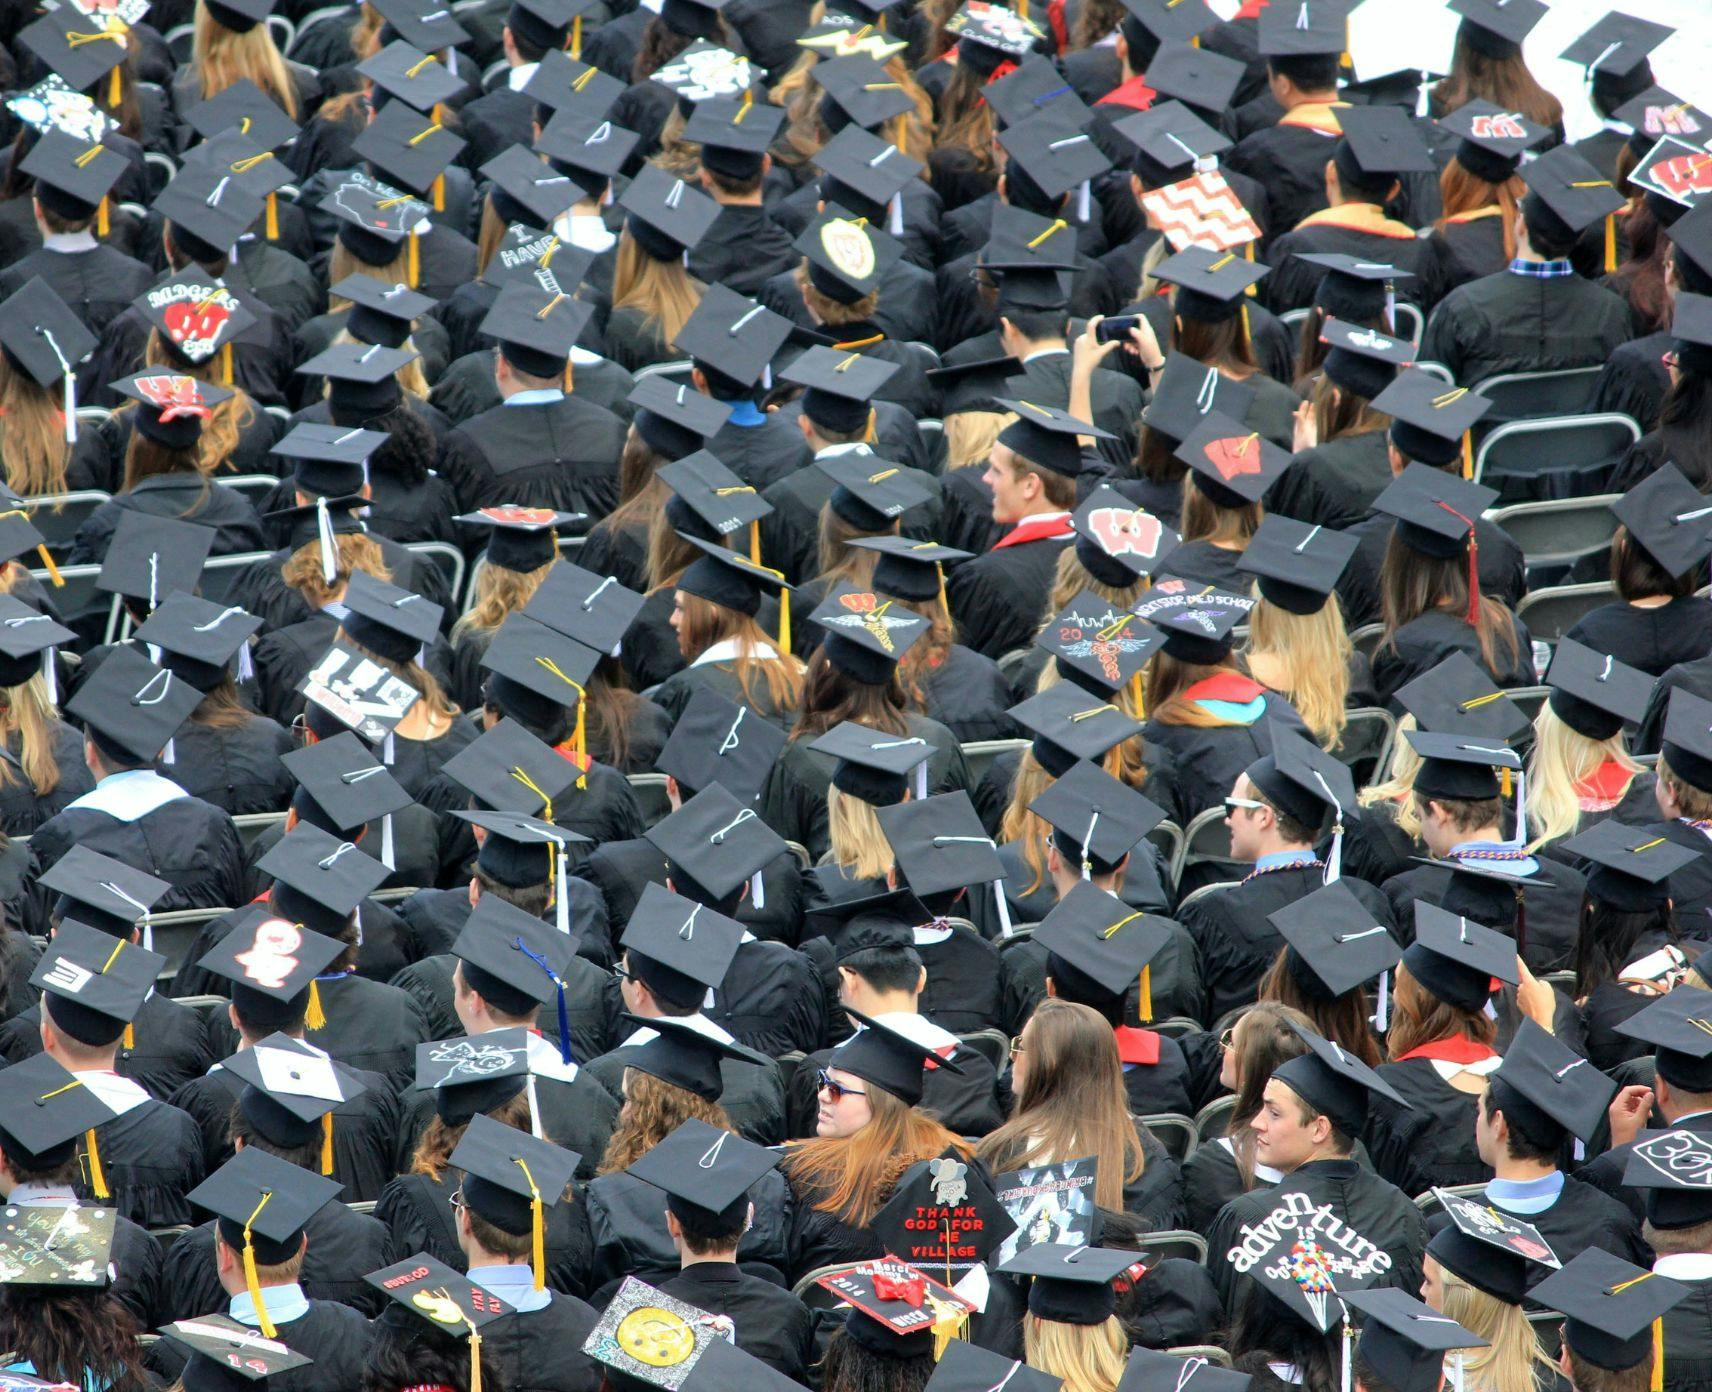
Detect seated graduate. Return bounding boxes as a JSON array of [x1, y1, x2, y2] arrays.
[[446, 1115, 603, 1392], [1159, 410, 1286, 595], [1343, 1289, 1487, 1392], [1536, 1250, 1693, 1392], [447, 506, 575, 710], [358, 1253, 500, 1392], [1430, 103, 1548, 288], [1614, 1132, 1712, 1387], [1261, 878, 1397, 1068], [994, 1244, 1142, 1392]]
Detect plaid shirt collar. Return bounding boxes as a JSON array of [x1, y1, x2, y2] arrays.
[[1508, 257, 1575, 279]]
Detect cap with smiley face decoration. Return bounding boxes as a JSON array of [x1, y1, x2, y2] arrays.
[[582, 1275, 735, 1387]]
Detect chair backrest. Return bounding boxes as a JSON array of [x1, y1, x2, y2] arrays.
[[1137, 1229, 1207, 1264], [1472, 366, 1604, 421], [218, 474, 284, 506], [1514, 583, 1617, 642], [1194, 1093, 1237, 1141], [635, 360, 696, 384], [1136, 1112, 1198, 1163], [1167, 1347, 1232, 1368], [626, 772, 673, 827], [1278, 308, 1310, 332], [405, 541, 466, 606], [164, 21, 194, 59], [1146, 820, 1183, 884], [959, 738, 1031, 791], [1413, 1182, 1485, 1215], [1348, 622, 1386, 662], [1174, 805, 1247, 884], [918, 419, 947, 472], [29, 563, 106, 633], [957, 1028, 1009, 1073], [1487, 493, 1622, 577], [785, 840, 813, 871], [24, 491, 112, 552], [148, 907, 236, 979], [1175, 880, 1239, 915], [1333, 707, 1396, 789], [115, 551, 275, 640], [1414, 361, 1453, 383], [1392, 301, 1424, 348], [232, 812, 287, 853], [1473, 414, 1641, 485], [1151, 1016, 1201, 1039], [1503, 685, 1550, 724]]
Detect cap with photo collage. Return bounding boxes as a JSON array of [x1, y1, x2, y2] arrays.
[[1033, 593, 1161, 700], [1537, 1249, 1688, 1380], [453, 812, 588, 950], [1175, 410, 1290, 508], [682, 92, 785, 182], [66, 642, 200, 765], [1131, 579, 1253, 665], [617, 1009, 770, 1101], [1342, 1289, 1487, 1392], [442, 715, 580, 823], [1030, 758, 1166, 883], [1257, 0, 1348, 55], [1487, 1017, 1618, 1156], [480, 144, 582, 229], [1238, 515, 1358, 616], [480, 283, 592, 380], [660, 450, 768, 550], [1438, 100, 1550, 185], [644, 779, 788, 910], [1009, 679, 1146, 777], [160, 1314, 312, 1392], [524, 50, 625, 121], [1660, 687, 1712, 793], [809, 719, 936, 806], [675, 536, 793, 651], [0, 592, 72, 694], [1116, 1349, 1246, 1392], [1521, 146, 1625, 266], [1114, 99, 1231, 190], [1427, 1186, 1559, 1304], [1319, 317, 1415, 401], [1544, 638, 1652, 742], [657, 686, 786, 806], [1273, 1019, 1409, 1139], [448, 1112, 579, 1291], [1270, 880, 1401, 1013], [1622, 1128, 1712, 1228], [218, 1031, 367, 1171], [192, 907, 344, 1031], [1403, 900, 1518, 1011], [18, 7, 129, 96], [829, 1006, 965, 1107], [5, 76, 113, 148], [673, 283, 795, 391], [996, 1244, 1141, 1327], [627, 1115, 779, 1230], [814, 125, 922, 227], [629, 374, 732, 460], [995, 398, 1109, 480], [367, 1252, 512, 1392], [1560, 817, 1698, 915], [536, 112, 640, 198], [1616, 986, 1712, 1092], [477, 611, 599, 761], [794, 206, 905, 307], [1033, 880, 1172, 1018], [620, 163, 722, 261], [21, 128, 126, 222], [1373, 369, 1492, 472]]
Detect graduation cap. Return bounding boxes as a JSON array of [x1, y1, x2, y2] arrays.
[[653, 40, 753, 103], [808, 719, 936, 806], [1487, 1016, 1617, 1153], [678, 1331, 811, 1392], [320, 173, 432, 272], [1404, 728, 1520, 803], [536, 112, 639, 197], [20, 128, 125, 221], [0, 276, 95, 448], [448, 1112, 578, 1289], [454, 505, 576, 574], [339, 568, 440, 663], [1616, 88, 1711, 155], [581, 1275, 731, 1386], [193, 908, 344, 1032], [0, 1204, 116, 1288], [1559, 818, 1696, 916], [1029, 759, 1166, 883], [944, 1, 1046, 59], [813, 125, 922, 223], [996, 114, 1112, 216], [201, 0, 278, 32], [1118, 0, 1216, 44], [1115, 1349, 1247, 1392], [1373, 369, 1491, 471], [32, 920, 160, 1051], [477, 612, 599, 745], [259, 817, 387, 934], [1009, 681, 1146, 777], [994, 398, 1108, 479], [1131, 579, 1253, 665], [481, 145, 581, 227], [1246, 720, 1357, 842], [479, 281, 591, 380], [1520, 146, 1625, 246], [1536, 1249, 1689, 1378], [1272, 1020, 1408, 1138], [977, 56, 1090, 132], [1448, 0, 1545, 54], [1270, 880, 1401, 1004], [359, 39, 468, 113], [6, 77, 113, 146], [1623, 1128, 1712, 1228], [675, 536, 792, 638], [1143, 354, 1254, 450], [153, 163, 265, 260], [368, 0, 473, 49], [1257, 0, 1349, 55], [367, 1251, 513, 1392], [1113, 99, 1231, 189], [1614, 986, 1712, 1092], [415, 1027, 540, 1124], [1341, 1289, 1486, 1392], [794, 208, 905, 308], [1319, 317, 1414, 401], [65, 643, 199, 764], [184, 80, 299, 150], [455, 813, 588, 952], [0, 1053, 115, 1172], [1032, 879, 1172, 1018], [996, 1244, 1138, 1326], [1613, 461, 1712, 578], [673, 283, 794, 390], [1153, 246, 1269, 325], [626, 1116, 779, 1227], [1437, 100, 1549, 183], [1290, 253, 1411, 325], [927, 1345, 1066, 1392], [109, 368, 229, 453], [821, 1257, 980, 1357], [877, 789, 1002, 899], [159, 1315, 313, 1392], [518, 561, 645, 659], [136, 273, 256, 368], [1334, 105, 1435, 190], [440, 716, 579, 816], [270, 422, 381, 506], [616, 1010, 770, 1101], [219, 1031, 366, 1162], [507, 0, 594, 51], [1033, 594, 1161, 700], [1561, 12, 1672, 80], [799, 11, 910, 58], [620, 163, 723, 261], [1428, 1187, 1559, 1304], [812, 445, 926, 532], [1237, 515, 1358, 616], [131, 590, 258, 689], [1402, 900, 1518, 1011], [1371, 461, 1495, 564], [525, 49, 625, 120], [37, 844, 168, 941], [830, 1006, 965, 1106], [1138, 43, 1245, 127], [621, 874, 742, 1006], [810, 585, 930, 684], [1393, 653, 1530, 741], [644, 780, 787, 908], [0, 589, 68, 691], [18, 7, 129, 95], [1238, 1185, 1377, 1333], [629, 372, 732, 458], [659, 451, 769, 546], [1662, 686, 1712, 793], [1543, 637, 1651, 743], [1068, 487, 1177, 588]]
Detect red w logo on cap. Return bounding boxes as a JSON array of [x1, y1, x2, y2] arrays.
[[134, 374, 210, 422], [1204, 435, 1262, 481], [1083, 505, 1162, 558]]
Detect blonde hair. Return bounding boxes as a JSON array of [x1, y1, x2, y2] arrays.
[[453, 556, 556, 640], [1243, 593, 1352, 747], [192, 0, 298, 117], [1023, 1316, 1128, 1392], [1525, 704, 1640, 850], [0, 359, 69, 497], [1437, 1262, 1556, 1392], [142, 330, 256, 473], [1360, 711, 1424, 838], [946, 412, 1012, 471], [326, 327, 429, 401], [1046, 546, 1147, 616], [280, 531, 391, 611], [827, 784, 895, 879], [329, 237, 410, 288], [0, 673, 63, 795], [612, 232, 706, 348]]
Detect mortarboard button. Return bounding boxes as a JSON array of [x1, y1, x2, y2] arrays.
[[1152, 245, 1269, 324], [1560, 12, 1673, 80], [811, 444, 926, 529], [18, 7, 130, 93], [671, 283, 794, 390], [0, 1053, 117, 1170], [358, 38, 469, 111], [814, 54, 923, 130], [1403, 900, 1519, 1011], [255, 823, 388, 932], [994, 1244, 1143, 1326], [1029, 759, 1166, 875], [524, 50, 624, 120], [66, 644, 201, 763], [1116, 1349, 1248, 1392], [481, 144, 582, 227], [447, 1112, 578, 1286], [656, 687, 786, 804], [995, 397, 1110, 480], [877, 790, 1003, 898], [1560, 818, 1697, 914], [619, 163, 723, 260], [614, 1009, 769, 1100], [1143, 353, 1255, 445], [1614, 987, 1712, 1093], [281, 729, 411, 833], [1370, 462, 1496, 560], [152, 164, 264, 257], [658, 450, 771, 543], [131, 591, 259, 687], [996, 113, 1113, 206]]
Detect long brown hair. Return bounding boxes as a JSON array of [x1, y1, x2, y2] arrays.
[[0, 358, 69, 497], [607, 427, 673, 541], [934, 63, 999, 179], [281, 530, 391, 611], [894, 595, 957, 717], [191, 0, 299, 116], [673, 590, 804, 714], [790, 646, 906, 742], [816, 505, 893, 583], [612, 232, 706, 347], [1436, 161, 1523, 262], [0, 672, 63, 795], [0, 1287, 147, 1392], [1432, 28, 1562, 128], [339, 630, 459, 724], [781, 1081, 968, 1227], [1173, 313, 1258, 377], [646, 506, 704, 593], [1256, 951, 1380, 1066], [598, 1067, 736, 1174], [142, 330, 256, 473], [189, 672, 257, 731], [1384, 963, 1498, 1060], [1224, 1002, 1314, 1187], [1145, 651, 1243, 729], [1378, 533, 1520, 677], [411, 1088, 533, 1182], [1309, 373, 1390, 445], [122, 433, 210, 514], [585, 653, 645, 772], [976, 1000, 1145, 1210], [1071, 0, 1125, 48], [1179, 476, 1262, 546]]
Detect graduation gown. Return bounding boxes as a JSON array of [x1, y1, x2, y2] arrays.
[[66, 475, 268, 563], [0, 243, 152, 340], [150, 716, 297, 816], [0, 993, 211, 1103], [1591, 331, 1672, 431], [1336, 512, 1527, 630], [1364, 1054, 1492, 1194], [709, 937, 827, 1056], [1563, 598, 1712, 679], [441, 395, 627, 517], [1224, 103, 1349, 245], [947, 522, 1075, 660], [1435, 210, 1510, 288], [1183, 1136, 1284, 1235], [30, 774, 247, 913], [1265, 206, 1448, 315], [703, 412, 813, 492], [583, 1028, 786, 1147], [584, 1169, 794, 1292], [1661, 1276, 1712, 1392], [687, 205, 798, 300], [1370, 610, 1535, 708], [657, 1264, 815, 1379], [145, 1295, 371, 1392], [757, 452, 943, 586], [392, 884, 612, 972], [1162, 540, 1251, 592], [80, 405, 286, 495], [160, 1205, 390, 1321], [997, 918, 1202, 1036], [1385, 854, 1587, 972], [0, 720, 94, 837], [479, 1288, 605, 1392], [650, 656, 799, 732], [1269, 430, 1395, 532], [1492, 1176, 1648, 1282], [1142, 683, 1314, 823], [77, 1084, 206, 1227]]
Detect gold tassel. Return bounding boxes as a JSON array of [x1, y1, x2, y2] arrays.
[[408, 234, 420, 288], [514, 1158, 546, 1291], [1461, 432, 1474, 480], [432, 174, 445, 212], [97, 197, 109, 237], [749, 521, 760, 565], [320, 1114, 334, 1176], [572, 683, 587, 791], [266, 193, 279, 242], [36, 545, 62, 587], [1500, 767, 1512, 796], [937, 563, 950, 623], [1605, 215, 1617, 274], [1130, 671, 1145, 720], [778, 591, 790, 655], [1139, 965, 1152, 1023], [220, 343, 233, 386], [109, 65, 121, 110], [1240, 303, 1252, 351], [468, 1324, 483, 1392], [1653, 1317, 1664, 1392], [570, 14, 581, 56], [242, 1191, 277, 1339], [122, 1022, 134, 1051], [305, 979, 326, 1031], [84, 1129, 108, 1199]]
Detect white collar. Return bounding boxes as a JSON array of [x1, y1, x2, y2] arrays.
[[553, 210, 616, 253], [507, 61, 539, 91], [1428, 1054, 1503, 1082], [64, 768, 189, 822], [8, 1184, 78, 1205], [620, 1013, 735, 1047], [504, 387, 565, 407], [1022, 347, 1070, 364], [691, 636, 779, 668], [1655, 1253, 1712, 1281], [871, 1010, 959, 1050], [70, 1068, 150, 1115], [43, 230, 98, 254]]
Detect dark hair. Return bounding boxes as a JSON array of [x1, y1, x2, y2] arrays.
[[1521, 200, 1577, 259], [820, 1324, 935, 1392], [473, 863, 552, 920], [839, 943, 924, 995], [1231, 1286, 1341, 1392], [1479, 1081, 1558, 1165], [359, 1308, 498, 1392], [789, 646, 909, 742], [1608, 198, 1674, 335], [1378, 533, 1521, 677], [1611, 525, 1696, 600], [1002, 307, 1071, 343], [1268, 53, 1340, 93], [1256, 951, 1382, 1067], [1572, 896, 1680, 996], [228, 1099, 323, 1171], [1658, 365, 1712, 490], [362, 402, 435, 486], [482, 690, 572, 747], [1250, 786, 1318, 847], [585, 653, 643, 772], [0, 1287, 147, 1392], [1136, 426, 1187, 487], [672, 1198, 748, 1254]]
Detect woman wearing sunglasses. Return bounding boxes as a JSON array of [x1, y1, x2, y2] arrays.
[[779, 1008, 973, 1282]]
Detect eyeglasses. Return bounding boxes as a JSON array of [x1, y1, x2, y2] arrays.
[[1219, 1026, 1237, 1050], [448, 1186, 466, 1212], [1664, 349, 1681, 371], [1009, 1035, 1027, 1058], [817, 1069, 867, 1101], [1224, 797, 1265, 817], [612, 964, 633, 983]]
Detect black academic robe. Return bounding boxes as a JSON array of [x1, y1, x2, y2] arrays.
[[1662, 1279, 1712, 1392], [0, 993, 211, 1103], [1225, 103, 1350, 244], [1339, 801, 1425, 888], [688, 205, 798, 300], [160, 1205, 390, 1321], [1266, 208, 1449, 315], [650, 658, 799, 732], [427, 346, 635, 427], [1493, 1176, 1648, 1281], [703, 412, 814, 492], [441, 395, 626, 517], [1337, 512, 1527, 630], [1563, 598, 1712, 679], [1183, 1137, 1282, 1235], [288, 307, 450, 409], [657, 1264, 815, 1379], [1143, 691, 1313, 824], [1435, 211, 1510, 289], [0, 244, 152, 341], [31, 785, 247, 913], [146, 1298, 372, 1392], [756, 450, 943, 586], [0, 720, 94, 837], [1382, 857, 1588, 974], [1581, 981, 1660, 1074], [167, 1059, 400, 1203], [584, 1169, 794, 1292], [393, 884, 612, 972], [934, 247, 1119, 353], [1419, 268, 1636, 399], [1182, 867, 1397, 1024], [1269, 430, 1395, 532], [1161, 540, 1251, 592], [708, 937, 826, 1056], [1591, 331, 1672, 431], [1370, 610, 1534, 708], [785, 1032, 1004, 1141], [1007, 350, 1150, 468], [1206, 1157, 1428, 1314], [67, 475, 268, 563], [152, 716, 297, 816], [1364, 1058, 1489, 1194], [948, 530, 1075, 661], [228, 527, 452, 638], [79, 1093, 206, 1227], [480, 1290, 605, 1392], [583, 1030, 786, 1147], [456, 85, 536, 170], [81, 404, 286, 494], [758, 255, 939, 349]]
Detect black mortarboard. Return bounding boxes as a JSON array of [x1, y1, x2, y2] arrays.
[[162, 1314, 313, 1390], [203, 0, 276, 32], [66, 644, 199, 763], [1113, 99, 1231, 187], [0, 1054, 115, 1170], [659, 0, 729, 39], [878, 791, 1003, 897], [1448, 0, 1544, 52], [1293, 253, 1411, 322], [620, 163, 722, 259], [19, 8, 129, 93], [995, 397, 1108, 479], [507, 0, 591, 50], [129, 590, 255, 687], [814, 125, 923, 215], [1623, 1129, 1712, 1228], [256, 824, 388, 935], [1247, 720, 1357, 833], [996, 1244, 1138, 1325], [616, 1010, 771, 1101], [38, 844, 169, 940], [1545, 638, 1652, 741], [481, 145, 581, 226], [440, 717, 578, 815], [359, 39, 468, 112], [1617, 88, 1711, 156], [1032, 880, 1172, 1006], [479, 282, 591, 380], [416, 1027, 539, 1123], [1116, 1349, 1247, 1392], [1428, 1188, 1558, 1303], [1319, 317, 1414, 400], [1029, 761, 1166, 878], [1143, 353, 1254, 446], [1371, 462, 1495, 559], [1395, 653, 1530, 740], [830, 1006, 964, 1106], [1131, 579, 1253, 664], [1405, 728, 1520, 801], [1153, 246, 1269, 323], [1520, 146, 1625, 241], [370, 0, 473, 49], [1342, 1289, 1486, 1392], [1488, 1017, 1617, 1152], [220, 1032, 366, 1150], [1009, 681, 1146, 772], [525, 51, 624, 120], [184, 80, 299, 150], [536, 113, 639, 196], [1034, 594, 1162, 697], [1374, 369, 1492, 468], [794, 209, 905, 307], [296, 344, 417, 424], [320, 176, 431, 267], [655, 686, 785, 805], [135, 273, 256, 367], [673, 283, 794, 390], [1273, 1020, 1408, 1137], [1069, 486, 1178, 586], [932, 1346, 1064, 1392], [1258, 0, 1349, 55], [1119, 0, 1216, 43], [0, 277, 95, 393], [811, 584, 930, 683], [1614, 462, 1712, 578], [621, 872, 742, 1001], [448, 1112, 578, 1264], [675, 534, 791, 620], [982, 57, 1091, 133], [366, 1255, 514, 1357], [1271, 881, 1401, 1003], [582, 1276, 730, 1385], [1238, 515, 1358, 614], [1335, 105, 1435, 188], [1538, 1250, 1689, 1374], [1139, 43, 1245, 124], [0, 1205, 115, 1288], [518, 562, 645, 658], [1615, 987, 1712, 1092], [629, 374, 731, 458], [659, 451, 769, 542], [814, 445, 927, 530], [1561, 818, 1696, 914], [0, 592, 66, 688], [808, 719, 936, 805], [21, 128, 124, 218], [455, 505, 576, 573], [1438, 101, 1549, 183], [1403, 901, 1518, 1011], [1561, 12, 1672, 79], [626, 1116, 779, 1226], [154, 165, 264, 258], [681, 93, 785, 181], [478, 612, 598, 725], [644, 781, 787, 906], [455, 812, 586, 922], [33, 921, 161, 1046], [996, 114, 1113, 206], [1661, 687, 1712, 792], [194, 913, 343, 1029], [271, 422, 382, 502], [1176, 411, 1290, 506]]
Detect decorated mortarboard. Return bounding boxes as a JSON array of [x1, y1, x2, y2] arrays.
[[1536, 1249, 1689, 1376], [415, 1026, 541, 1121], [1033, 594, 1162, 697], [1622, 1129, 1712, 1228], [1561, 12, 1672, 78], [440, 716, 579, 816], [996, 1244, 1143, 1326], [581, 1275, 733, 1387], [6, 76, 113, 145], [945, 0, 1045, 57], [980, 55, 1091, 132], [1115, 1349, 1248, 1392], [536, 112, 639, 194], [1257, 0, 1351, 54], [37, 844, 169, 940], [1560, 818, 1696, 915], [1662, 687, 1712, 793], [643, 782, 787, 906], [153, 164, 264, 256], [652, 41, 753, 103], [809, 586, 930, 683], [183, 80, 299, 150], [135, 273, 256, 367], [1029, 760, 1166, 880], [813, 125, 923, 215], [1544, 639, 1652, 742], [1069, 487, 1178, 586], [1428, 1187, 1559, 1303], [454, 505, 577, 573], [296, 640, 421, 745], [1009, 680, 1146, 768], [366, 1252, 514, 1392], [1239, 1191, 1377, 1332], [681, 94, 786, 180], [65, 644, 200, 763], [158, 1315, 313, 1389], [0, 1054, 115, 1169], [1437, 100, 1549, 182], [1488, 1017, 1617, 1149], [319, 173, 432, 250], [1335, 105, 1435, 181], [1139, 42, 1245, 123], [521, 563, 647, 655], [1630, 136, 1712, 211], [1403, 901, 1519, 1011], [617, 1010, 770, 1100], [626, 1116, 780, 1224], [1152, 245, 1269, 325], [620, 163, 723, 259], [628, 374, 732, 458], [673, 283, 794, 389], [1394, 652, 1529, 740], [659, 451, 770, 542], [0, 593, 72, 690], [1319, 317, 1414, 400], [1616, 87, 1710, 150], [32, 921, 161, 1049], [1614, 462, 1712, 577], [994, 398, 1109, 480], [1143, 354, 1254, 447], [1237, 516, 1357, 616], [1175, 411, 1289, 506], [808, 719, 936, 805], [0, 1205, 115, 1287], [793, 208, 905, 305], [447, 1112, 579, 1290], [18, 7, 129, 93], [1131, 578, 1253, 664], [481, 144, 583, 226], [1520, 145, 1625, 239], [21, 128, 125, 217], [1370, 461, 1495, 560], [218, 1031, 365, 1152], [813, 445, 927, 531], [1270, 880, 1401, 1004], [1032, 880, 1172, 1012], [996, 113, 1112, 212], [1615, 987, 1712, 1092], [822, 1258, 977, 1357], [358, 39, 468, 112], [1341, 1289, 1486, 1392]]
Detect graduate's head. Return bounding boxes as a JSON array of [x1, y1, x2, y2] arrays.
[[1658, 755, 1712, 820], [1561, 1345, 1655, 1392], [983, 436, 1076, 526], [1475, 1079, 1561, 1167], [1267, 52, 1340, 101], [1251, 1070, 1354, 1169], [833, 916, 926, 1015]]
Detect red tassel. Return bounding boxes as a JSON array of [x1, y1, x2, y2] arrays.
[[1434, 500, 1481, 626]]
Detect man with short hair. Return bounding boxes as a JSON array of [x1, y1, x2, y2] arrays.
[[684, 97, 795, 298], [1536, 1250, 1690, 1392], [1616, 1137, 1712, 1392]]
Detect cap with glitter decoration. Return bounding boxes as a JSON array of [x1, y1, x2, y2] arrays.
[[627, 1116, 780, 1225], [1144, 353, 1254, 445], [1115, 1349, 1248, 1392], [794, 208, 905, 305], [441, 716, 578, 816], [1617, 988, 1712, 1091], [1273, 1020, 1409, 1139], [1403, 900, 1518, 1010], [810, 586, 930, 682], [629, 375, 732, 459], [153, 163, 265, 256], [1537, 1249, 1689, 1376], [0, 277, 95, 391], [1238, 516, 1358, 615], [256, 823, 389, 930], [643, 782, 788, 905], [1319, 317, 1415, 399], [1428, 1187, 1558, 1303], [1545, 639, 1652, 742], [681, 94, 786, 181], [280, 731, 410, 834], [1258, 0, 1351, 56], [620, 880, 743, 1004], [136, 274, 257, 366], [1448, 0, 1544, 51], [358, 40, 467, 111], [479, 282, 591, 381], [813, 125, 923, 213], [18, 8, 130, 93], [1371, 462, 1496, 560], [21, 129, 125, 218], [1521, 146, 1625, 238], [1373, 369, 1491, 469], [108, 370, 234, 451], [536, 113, 639, 196], [1132, 580, 1253, 664], [519, 564, 645, 656], [131, 592, 259, 689], [38, 846, 167, 940], [0, 593, 72, 688], [1139, 43, 1246, 125], [1394, 653, 1530, 740], [1032, 880, 1172, 1001], [1438, 101, 1550, 183], [1270, 881, 1400, 1003], [995, 398, 1109, 479], [481, 145, 582, 226], [1335, 105, 1435, 183], [1622, 1129, 1712, 1228], [1010, 681, 1146, 769], [1341, 1289, 1487, 1392], [1248, 721, 1357, 834], [673, 284, 794, 390], [799, 13, 909, 59], [996, 115, 1113, 206], [656, 687, 785, 804], [1614, 462, 1712, 577], [620, 164, 722, 260], [338, 569, 442, 663], [1662, 687, 1712, 793], [0, 1054, 113, 1170], [270, 421, 384, 498], [32, 921, 162, 1046], [184, 80, 299, 149], [454, 505, 576, 573], [1561, 818, 1697, 914], [1489, 1016, 1618, 1150], [524, 50, 624, 119], [808, 720, 936, 806], [1153, 246, 1269, 324], [995, 1245, 1142, 1326], [65, 644, 201, 763], [1034, 594, 1162, 695], [448, 1112, 579, 1254], [5, 78, 113, 146], [0, 1204, 115, 1288], [1113, 100, 1231, 186], [878, 791, 1003, 898], [812, 447, 928, 530], [831, 1006, 966, 1106], [478, 612, 597, 727], [582, 1276, 733, 1389], [675, 534, 792, 622], [1176, 411, 1290, 507], [1070, 487, 1179, 586], [1029, 760, 1167, 878], [1561, 12, 1672, 80]]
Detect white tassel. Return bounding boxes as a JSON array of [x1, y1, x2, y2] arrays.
[[41, 650, 55, 705], [383, 733, 395, 766], [913, 763, 927, 800], [525, 1072, 543, 1138], [1340, 1313, 1352, 1392], [751, 869, 764, 910], [237, 641, 253, 683], [141, 920, 152, 953], [994, 880, 1013, 938], [381, 813, 395, 870], [1453, 1354, 1465, 1392], [1376, 968, 1389, 1032], [888, 194, 904, 236], [1324, 823, 1342, 884], [354, 903, 363, 947], [63, 374, 76, 445], [1573, 1138, 1586, 1161], [555, 846, 570, 935], [1076, 180, 1090, 224], [161, 737, 175, 765], [316, 497, 337, 585], [1511, 769, 1527, 848]]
